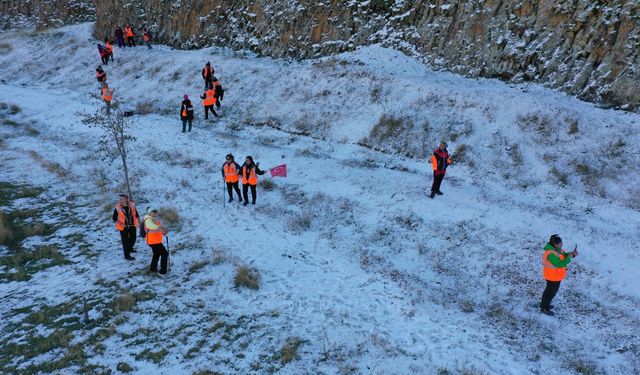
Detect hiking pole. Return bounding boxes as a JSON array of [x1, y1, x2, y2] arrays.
[[166, 235, 171, 274], [222, 178, 225, 208]]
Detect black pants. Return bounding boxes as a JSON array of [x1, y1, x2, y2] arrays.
[[541, 280, 561, 309], [119, 227, 137, 258], [127, 36, 136, 47], [101, 55, 109, 65], [149, 243, 168, 274], [181, 119, 192, 132], [243, 184, 257, 204], [204, 105, 218, 119], [227, 181, 242, 200], [431, 172, 445, 193]]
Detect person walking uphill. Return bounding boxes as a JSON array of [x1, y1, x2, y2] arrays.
[[213, 77, 224, 108], [104, 38, 114, 62], [101, 82, 114, 115], [540, 234, 579, 316], [202, 62, 214, 88], [143, 29, 152, 49], [180, 95, 194, 132], [429, 141, 452, 199], [114, 25, 125, 48], [241, 156, 265, 206], [200, 83, 218, 119], [124, 25, 136, 47], [222, 154, 243, 203], [96, 66, 107, 89], [112, 194, 139, 261], [143, 207, 169, 276]]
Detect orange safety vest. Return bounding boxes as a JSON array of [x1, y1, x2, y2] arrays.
[[202, 89, 216, 106], [115, 203, 139, 231], [542, 249, 567, 281], [143, 33, 150, 42], [242, 166, 258, 185], [102, 87, 113, 101], [105, 42, 113, 52], [224, 162, 239, 183], [125, 27, 134, 37], [145, 217, 163, 245]]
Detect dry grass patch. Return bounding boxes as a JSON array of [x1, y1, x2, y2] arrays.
[[234, 265, 260, 290], [158, 208, 180, 226], [112, 294, 135, 313], [28, 150, 68, 178], [280, 336, 305, 365], [259, 178, 276, 191]]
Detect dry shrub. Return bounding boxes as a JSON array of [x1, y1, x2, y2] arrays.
[[453, 143, 469, 164], [369, 114, 411, 141], [259, 178, 276, 191], [158, 208, 180, 226], [116, 362, 133, 372], [113, 294, 135, 313], [568, 119, 579, 134], [0, 213, 12, 244], [549, 166, 568, 186], [234, 265, 260, 290], [280, 337, 304, 365], [135, 101, 155, 115], [23, 222, 48, 237], [189, 260, 209, 273], [0, 43, 12, 51], [288, 212, 312, 233], [212, 248, 227, 265]]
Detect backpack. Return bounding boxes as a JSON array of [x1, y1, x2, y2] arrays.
[[139, 220, 147, 238]]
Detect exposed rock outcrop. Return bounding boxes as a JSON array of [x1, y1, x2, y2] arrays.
[[0, 0, 94, 30]]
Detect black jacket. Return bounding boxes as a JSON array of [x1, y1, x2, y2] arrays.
[[180, 99, 194, 120], [214, 84, 224, 101], [221, 161, 242, 179], [112, 205, 139, 226], [240, 163, 265, 184]]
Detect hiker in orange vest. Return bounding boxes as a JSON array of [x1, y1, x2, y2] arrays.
[[112, 194, 139, 261], [201, 62, 214, 88], [143, 28, 152, 49], [104, 38, 114, 62], [96, 66, 107, 90], [101, 82, 114, 115], [540, 234, 579, 316], [429, 141, 453, 199], [124, 24, 136, 47], [200, 83, 218, 119], [143, 207, 169, 276], [180, 95, 194, 132], [212, 76, 224, 108], [240, 156, 265, 206], [221, 154, 243, 203]]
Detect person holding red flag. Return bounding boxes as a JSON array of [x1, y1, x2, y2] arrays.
[[240, 156, 265, 206]]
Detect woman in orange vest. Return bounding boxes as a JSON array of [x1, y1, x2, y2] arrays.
[[143, 28, 152, 49], [101, 82, 114, 115], [200, 83, 218, 119], [240, 156, 265, 206], [143, 207, 169, 275], [104, 38, 114, 62], [124, 25, 136, 47], [540, 234, 578, 316], [112, 194, 139, 261], [180, 95, 194, 132], [429, 141, 453, 199], [221, 154, 243, 203]]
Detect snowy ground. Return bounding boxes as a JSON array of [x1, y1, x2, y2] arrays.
[[0, 23, 639, 374]]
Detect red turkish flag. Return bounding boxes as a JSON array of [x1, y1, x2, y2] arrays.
[[270, 164, 287, 178]]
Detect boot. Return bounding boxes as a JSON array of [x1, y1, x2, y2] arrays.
[[429, 192, 435, 199], [540, 308, 555, 316]]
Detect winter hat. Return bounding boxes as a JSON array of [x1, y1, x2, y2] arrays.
[[206, 61, 211, 66], [146, 206, 158, 214], [439, 141, 448, 147], [183, 94, 189, 100], [549, 234, 562, 245]]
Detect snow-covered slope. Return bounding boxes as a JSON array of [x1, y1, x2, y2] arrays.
[[0, 23, 639, 374]]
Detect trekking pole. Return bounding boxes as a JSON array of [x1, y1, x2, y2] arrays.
[[222, 179, 225, 208], [166, 235, 171, 273]]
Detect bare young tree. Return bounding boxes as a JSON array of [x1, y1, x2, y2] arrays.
[[80, 109, 135, 199]]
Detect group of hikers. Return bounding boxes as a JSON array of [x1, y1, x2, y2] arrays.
[[113, 154, 267, 275], [100, 29, 579, 317]]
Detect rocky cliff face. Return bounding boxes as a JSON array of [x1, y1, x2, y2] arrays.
[[7, 0, 640, 110], [0, 0, 94, 30]]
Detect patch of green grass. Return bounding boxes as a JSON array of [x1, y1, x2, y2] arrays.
[[117, 362, 134, 372], [0, 246, 71, 282], [135, 348, 168, 364]]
